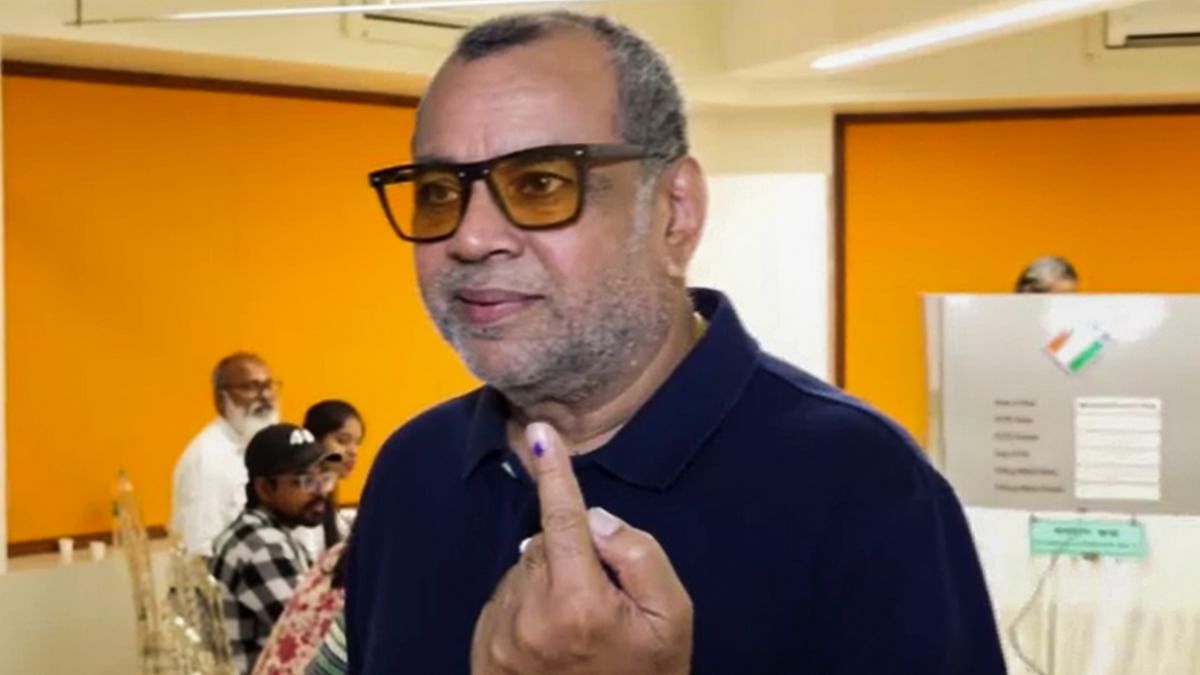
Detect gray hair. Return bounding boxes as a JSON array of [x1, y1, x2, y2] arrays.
[[1015, 256, 1078, 293], [449, 10, 688, 167]]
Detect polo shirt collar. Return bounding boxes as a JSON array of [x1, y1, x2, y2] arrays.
[[462, 288, 760, 490]]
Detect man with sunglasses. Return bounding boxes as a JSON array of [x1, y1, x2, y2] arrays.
[[349, 10, 1005, 675], [211, 422, 340, 674], [172, 352, 284, 556]]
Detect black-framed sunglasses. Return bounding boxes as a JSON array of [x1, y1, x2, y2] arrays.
[[367, 143, 647, 243]]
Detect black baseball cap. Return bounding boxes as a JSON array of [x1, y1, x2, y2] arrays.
[[245, 423, 342, 477]]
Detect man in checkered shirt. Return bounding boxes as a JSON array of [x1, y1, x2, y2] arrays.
[[210, 422, 341, 673]]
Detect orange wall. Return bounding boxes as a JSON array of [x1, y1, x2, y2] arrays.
[[843, 112, 1200, 445], [4, 75, 477, 543]]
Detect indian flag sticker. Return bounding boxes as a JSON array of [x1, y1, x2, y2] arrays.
[[1046, 324, 1107, 374]]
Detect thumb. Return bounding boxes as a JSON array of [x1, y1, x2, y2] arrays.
[[586, 508, 692, 621]]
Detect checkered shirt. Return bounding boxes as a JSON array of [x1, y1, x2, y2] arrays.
[[209, 507, 313, 674]]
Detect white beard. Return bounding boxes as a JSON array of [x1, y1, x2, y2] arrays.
[[224, 400, 280, 442]]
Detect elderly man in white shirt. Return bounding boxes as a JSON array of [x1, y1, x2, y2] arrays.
[[171, 352, 282, 556]]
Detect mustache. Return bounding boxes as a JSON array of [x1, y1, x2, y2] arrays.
[[248, 402, 275, 417], [431, 265, 545, 298]]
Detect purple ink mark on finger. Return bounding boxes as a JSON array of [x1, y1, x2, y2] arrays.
[[532, 442, 545, 458]]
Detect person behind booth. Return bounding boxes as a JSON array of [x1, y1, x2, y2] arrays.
[[171, 352, 282, 556], [210, 423, 339, 674], [347, 10, 1006, 675], [1015, 255, 1078, 293]]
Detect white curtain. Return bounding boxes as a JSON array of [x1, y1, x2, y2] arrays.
[[967, 507, 1200, 674]]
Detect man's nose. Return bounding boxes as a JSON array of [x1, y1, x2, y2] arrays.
[[445, 180, 524, 263]]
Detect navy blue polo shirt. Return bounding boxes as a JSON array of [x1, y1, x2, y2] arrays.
[[347, 288, 1005, 674]]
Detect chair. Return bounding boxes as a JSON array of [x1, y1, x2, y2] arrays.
[[113, 470, 235, 674]]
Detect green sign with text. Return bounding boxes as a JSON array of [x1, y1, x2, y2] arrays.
[[1029, 519, 1146, 559]]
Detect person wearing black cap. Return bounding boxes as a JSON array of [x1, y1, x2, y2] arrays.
[[210, 423, 341, 674]]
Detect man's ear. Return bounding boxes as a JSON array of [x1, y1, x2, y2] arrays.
[[659, 156, 707, 281], [252, 476, 273, 504]]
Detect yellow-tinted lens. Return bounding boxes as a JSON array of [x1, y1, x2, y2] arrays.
[[397, 168, 462, 241], [492, 155, 581, 227]]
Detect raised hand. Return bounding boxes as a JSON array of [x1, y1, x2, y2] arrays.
[[470, 422, 693, 675]]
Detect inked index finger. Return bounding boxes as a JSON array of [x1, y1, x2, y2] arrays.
[[526, 422, 606, 592]]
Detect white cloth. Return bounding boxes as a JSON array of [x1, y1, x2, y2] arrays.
[[966, 507, 1200, 674], [171, 417, 248, 556], [291, 509, 357, 561], [292, 525, 325, 562]]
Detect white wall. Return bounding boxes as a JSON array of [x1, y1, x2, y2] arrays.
[[688, 107, 835, 380], [690, 106, 834, 174], [691, 173, 831, 380]]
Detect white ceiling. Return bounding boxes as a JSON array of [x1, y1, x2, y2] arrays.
[[2, 0, 1200, 108]]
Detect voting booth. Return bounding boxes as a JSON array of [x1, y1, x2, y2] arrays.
[[923, 294, 1200, 674]]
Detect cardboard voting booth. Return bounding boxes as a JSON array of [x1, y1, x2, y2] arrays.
[[923, 294, 1200, 517]]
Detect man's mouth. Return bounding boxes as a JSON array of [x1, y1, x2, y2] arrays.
[[453, 288, 543, 326]]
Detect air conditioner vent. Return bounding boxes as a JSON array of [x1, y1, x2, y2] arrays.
[[1106, 0, 1200, 48]]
